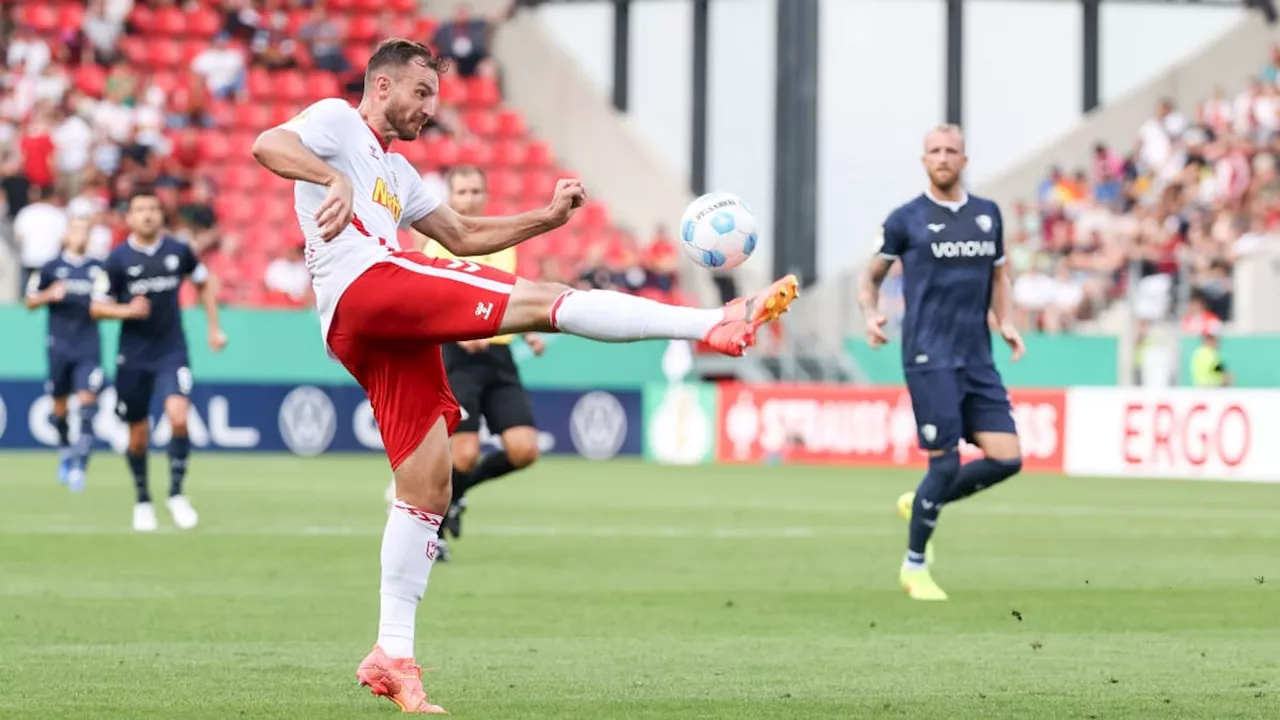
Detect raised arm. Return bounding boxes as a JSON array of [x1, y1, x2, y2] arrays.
[[409, 179, 585, 257], [251, 101, 354, 241]]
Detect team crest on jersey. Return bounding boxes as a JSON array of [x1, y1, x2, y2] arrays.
[[164, 254, 180, 271], [975, 214, 992, 233], [372, 178, 403, 223]]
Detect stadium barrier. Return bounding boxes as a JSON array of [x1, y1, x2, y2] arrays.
[[642, 383, 1280, 483], [0, 381, 642, 460]]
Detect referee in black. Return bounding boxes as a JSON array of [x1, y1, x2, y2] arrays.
[[414, 165, 545, 555]]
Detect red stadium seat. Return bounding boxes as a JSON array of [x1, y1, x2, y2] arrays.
[[181, 40, 210, 65], [348, 14, 379, 42], [73, 65, 107, 98], [220, 165, 256, 191], [278, 70, 308, 102], [425, 135, 460, 167], [235, 103, 274, 132], [486, 168, 523, 200], [58, 3, 86, 30], [228, 132, 258, 161], [438, 77, 468, 107], [415, 16, 440, 39], [154, 7, 187, 36], [188, 7, 222, 37], [150, 70, 180, 94], [491, 139, 527, 167], [23, 5, 58, 33], [466, 75, 501, 107], [127, 4, 155, 33], [580, 202, 610, 230], [305, 72, 340, 99], [198, 132, 231, 162], [389, 0, 418, 14], [495, 109, 526, 138], [400, 140, 431, 168], [523, 170, 558, 200], [456, 140, 493, 167], [524, 140, 554, 169], [120, 36, 148, 66], [346, 44, 376, 71], [463, 108, 498, 138], [247, 68, 274, 99], [149, 39, 184, 68], [327, 0, 357, 12]]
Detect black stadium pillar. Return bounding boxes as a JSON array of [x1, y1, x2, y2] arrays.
[[1082, 0, 1100, 113], [772, 0, 819, 286], [690, 0, 709, 195], [611, 0, 630, 112], [945, 0, 963, 126]]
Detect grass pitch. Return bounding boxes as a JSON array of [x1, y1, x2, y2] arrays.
[[1, 453, 1278, 719]]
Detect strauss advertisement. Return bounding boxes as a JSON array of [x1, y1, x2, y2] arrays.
[[713, 383, 1066, 472]]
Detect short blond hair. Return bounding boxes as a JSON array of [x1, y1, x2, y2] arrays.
[[924, 124, 966, 152]]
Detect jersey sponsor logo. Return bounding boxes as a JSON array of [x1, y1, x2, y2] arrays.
[[127, 274, 182, 296], [372, 177, 403, 224], [930, 240, 998, 259], [569, 391, 628, 460], [278, 385, 338, 457], [60, 278, 95, 296]]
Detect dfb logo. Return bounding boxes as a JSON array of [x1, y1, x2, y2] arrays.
[[569, 391, 627, 460], [278, 386, 337, 457]]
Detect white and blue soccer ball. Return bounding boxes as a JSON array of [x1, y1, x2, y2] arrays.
[[679, 192, 758, 270]]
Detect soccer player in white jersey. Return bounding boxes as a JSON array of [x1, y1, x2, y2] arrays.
[[252, 38, 798, 714]]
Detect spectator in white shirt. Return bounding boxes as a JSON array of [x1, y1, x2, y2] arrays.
[[264, 245, 312, 302], [191, 32, 247, 101], [7, 27, 51, 77], [13, 186, 68, 291], [52, 107, 93, 186], [82, 0, 125, 66]]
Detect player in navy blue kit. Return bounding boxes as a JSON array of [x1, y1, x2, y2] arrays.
[[24, 217, 105, 492], [858, 125, 1027, 601], [91, 190, 227, 532]]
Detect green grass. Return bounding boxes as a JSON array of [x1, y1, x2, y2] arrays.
[[1, 453, 1279, 719]]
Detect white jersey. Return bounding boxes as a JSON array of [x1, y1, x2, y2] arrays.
[[277, 98, 443, 347]]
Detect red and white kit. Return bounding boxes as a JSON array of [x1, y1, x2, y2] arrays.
[[279, 98, 514, 467]]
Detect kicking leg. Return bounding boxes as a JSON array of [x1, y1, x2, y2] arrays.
[[944, 431, 1023, 503], [499, 276, 798, 356], [163, 395, 198, 530]]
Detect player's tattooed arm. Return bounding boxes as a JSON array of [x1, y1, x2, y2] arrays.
[[413, 179, 587, 256], [858, 255, 894, 349]]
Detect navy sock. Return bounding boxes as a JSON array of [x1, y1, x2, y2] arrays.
[[51, 413, 70, 449], [127, 451, 150, 503], [908, 451, 961, 563], [74, 404, 96, 468], [168, 434, 190, 497], [944, 457, 1022, 503]]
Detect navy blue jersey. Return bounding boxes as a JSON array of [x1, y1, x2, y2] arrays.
[[27, 253, 103, 361], [94, 236, 206, 365], [879, 192, 1004, 369]]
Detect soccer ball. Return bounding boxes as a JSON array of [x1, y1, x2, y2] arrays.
[[679, 192, 758, 270]]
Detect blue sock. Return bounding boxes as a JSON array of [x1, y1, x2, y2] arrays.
[[51, 413, 70, 449], [168, 434, 190, 498], [74, 404, 96, 469], [944, 457, 1022, 503], [907, 451, 960, 564], [127, 451, 150, 503]]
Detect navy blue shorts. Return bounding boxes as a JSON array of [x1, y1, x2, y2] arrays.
[[46, 354, 104, 398], [114, 356, 193, 423], [904, 364, 1016, 451]]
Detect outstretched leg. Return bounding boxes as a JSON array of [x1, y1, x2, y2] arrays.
[[498, 277, 799, 356]]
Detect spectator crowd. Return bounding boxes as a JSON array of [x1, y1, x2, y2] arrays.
[[1002, 46, 1280, 336], [0, 0, 686, 309]]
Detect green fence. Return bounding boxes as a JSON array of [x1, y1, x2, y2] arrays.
[[0, 306, 669, 388]]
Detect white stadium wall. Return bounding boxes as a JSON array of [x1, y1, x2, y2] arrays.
[[536, 0, 1243, 272]]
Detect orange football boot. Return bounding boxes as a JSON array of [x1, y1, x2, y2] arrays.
[[701, 274, 800, 356], [356, 645, 448, 714]]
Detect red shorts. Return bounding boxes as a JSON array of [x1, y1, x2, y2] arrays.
[[327, 250, 516, 469]]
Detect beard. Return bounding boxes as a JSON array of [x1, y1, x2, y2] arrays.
[[928, 169, 958, 192]]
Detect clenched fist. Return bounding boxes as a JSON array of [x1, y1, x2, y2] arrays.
[[546, 178, 587, 226]]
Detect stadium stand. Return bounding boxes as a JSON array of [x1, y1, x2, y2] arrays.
[[1012, 44, 1280, 336], [0, 0, 685, 310]]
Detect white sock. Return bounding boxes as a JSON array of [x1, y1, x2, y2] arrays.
[[903, 552, 927, 571], [377, 500, 442, 659], [550, 289, 723, 342]]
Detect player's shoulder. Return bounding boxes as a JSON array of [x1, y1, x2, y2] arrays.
[[103, 242, 132, 266], [967, 193, 1002, 216], [292, 97, 361, 130], [885, 194, 927, 225]]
